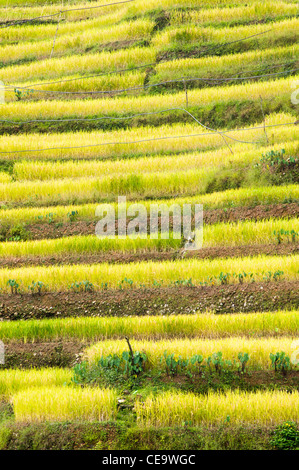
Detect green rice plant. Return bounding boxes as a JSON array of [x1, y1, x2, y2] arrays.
[[135, 390, 299, 427], [12, 386, 118, 423], [0, 368, 72, 398], [0, 310, 297, 343], [85, 337, 296, 370], [0, 254, 297, 293], [0, 19, 155, 65]]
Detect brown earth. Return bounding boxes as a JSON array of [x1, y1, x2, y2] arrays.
[[0, 242, 298, 268], [0, 280, 298, 321], [25, 203, 299, 240], [2, 340, 86, 369]]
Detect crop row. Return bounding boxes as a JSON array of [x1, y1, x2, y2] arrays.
[[0, 217, 298, 258], [0, 183, 297, 225], [85, 337, 298, 370], [0, 254, 297, 292], [149, 45, 299, 87], [2, 76, 296, 126], [0, 147, 297, 205], [136, 390, 299, 427], [2, 17, 297, 67], [170, 2, 298, 28], [0, 112, 295, 162], [0, 19, 155, 66], [11, 141, 298, 181], [152, 18, 299, 49], [12, 387, 117, 423], [0, 311, 297, 343], [1, 46, 155, 85], [7, 387, 299, 425], [2, 1, 297, 44]]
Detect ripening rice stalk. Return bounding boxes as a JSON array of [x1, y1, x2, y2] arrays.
[[0, 168, 212, 204], [0, 173, 11, 184], [170, 2, 299, 27], [0, 10, 127, 43], [150, 45, 299, 84], [0, 368, 72, 398], [0, 0, 263, 16], [0, 234, 181, 258], [1, 47, 156, 84], [0, 113, 295, 161], [0, 184, 297, 225], [13, 141, 299, 181], [203, 217, 299, 247], [2, 1, 296, 43], [0, 163, 292, 204], [0, 217, 298, 258], [0, 254, 297, 292], [135, 390, 299, 427], [12, 386, 118, 423], [0, 311, 297, 343], [85, 337, 295, 370], [0, 19, 155, 64], [3, 72, 297, 114], [152, 18, 299, 48], [6, 71, 146, 96]]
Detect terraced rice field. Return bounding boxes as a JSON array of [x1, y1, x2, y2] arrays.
[[0, 0, 298, 452]]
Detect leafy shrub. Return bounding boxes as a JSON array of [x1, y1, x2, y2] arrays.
[[270, 351, 291, 376], [270, 421, 299, 450]]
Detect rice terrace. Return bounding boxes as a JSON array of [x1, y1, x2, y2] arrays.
[[0, 0, 298, 455]]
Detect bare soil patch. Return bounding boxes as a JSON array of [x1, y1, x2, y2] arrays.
[[0, 280, 298, 321]]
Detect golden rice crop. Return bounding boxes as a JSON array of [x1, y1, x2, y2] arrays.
[[0, 112, 295, 162], [2, 73, 296, 116], [0, 19, 155, 65], [6, 71, 146, 96], [0, 368, 72, 398], [0, 10, 126, 44], [12, 386, 118, 423], [170, 2, 299, 27], [13, 141, 299, 181], [1, 46, 156, 84], [150, 45, 299, 83], [0, 168, 211, 204], [135, 390, 299, 427], [152, 18, 299, 48], [203, 217, 299, 247], [0, 254, 297, 292], [0, 234, 180, 257], [0, 311, 297, 343], [0, 217, 298, 258], [3, 1, 296, 44], [0, 184, 297, 225], [1, 0, 263, 16], [85, 337, 296, 370]]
